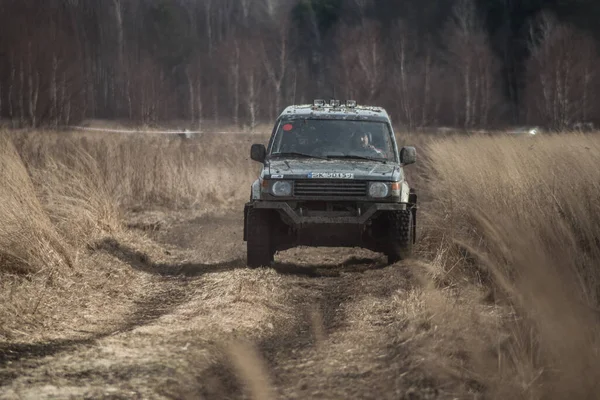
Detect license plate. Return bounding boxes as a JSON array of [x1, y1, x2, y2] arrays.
[[307, 172, 354, 179]]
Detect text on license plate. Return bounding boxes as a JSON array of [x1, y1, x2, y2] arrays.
[[307, 172, 354, 179]]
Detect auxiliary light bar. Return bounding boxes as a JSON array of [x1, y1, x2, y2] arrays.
[[312, 99, 357, 108]]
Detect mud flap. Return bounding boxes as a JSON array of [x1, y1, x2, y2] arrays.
[[243, 203, 251, 241], [409, 189, 417, 244]]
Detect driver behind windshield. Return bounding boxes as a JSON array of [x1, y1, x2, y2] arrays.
[[350, 131, 384, 158], [273, 119, 391, 161]]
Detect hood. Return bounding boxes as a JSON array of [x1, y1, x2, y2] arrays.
[[266, 159, 402, 181]]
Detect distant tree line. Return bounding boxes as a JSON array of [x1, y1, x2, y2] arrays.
[[0, 0, 599, 131]]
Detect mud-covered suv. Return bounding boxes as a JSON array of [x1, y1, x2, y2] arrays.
[[243, 100, 417, 267]]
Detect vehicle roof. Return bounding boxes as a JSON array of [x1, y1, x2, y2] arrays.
[[278, 104, 391, 123]]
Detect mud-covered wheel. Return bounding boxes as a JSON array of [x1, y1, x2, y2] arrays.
[[386, 210, 413, 264], [246, 208, 273, 268]]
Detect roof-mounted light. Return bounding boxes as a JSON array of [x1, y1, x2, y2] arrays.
[[346, 100, 357, 108], [330, 99, 340, 107], [313, 99, 325, 107]]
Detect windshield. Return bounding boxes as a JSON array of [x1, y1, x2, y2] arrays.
[[269, 119, 396, 162]]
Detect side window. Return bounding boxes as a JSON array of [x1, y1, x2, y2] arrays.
[[270, 119, 303, 153], [269, 121, 283, 153]]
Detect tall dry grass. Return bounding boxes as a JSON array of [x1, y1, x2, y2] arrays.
[[0, 137, 72, 274], [1, 129, 265, 339], [5, 127, 600, 397], [420, 133, 600, 399], [1, 128, 266, 272], [11, 131, 264, 210]]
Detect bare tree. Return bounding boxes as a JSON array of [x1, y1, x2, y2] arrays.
[[19, 59, 25, 127], [306, 1, 325, 94], [240, 36, 266, 130], [240, 0, 251, 21], [227, 40, 242, 126], [126, 54, 169, 125], [445, 0, 500, 128], [387, 22, 440, 130], [60, 70, 71, 125], [7, 54, 15, 124], [185, 55, 206, 131], [185, 65, 196, 127], [112, 0, 124, 66], [525, 12, 599, 130], [421, 45, 433, 127], [261, 0, 295, 20], [7, 0, 593, 130], [353, 0, 372, 14], [391, 22, 416, 129], [264, 0, 277, 18], [201, 0, 215, 57], [51, 55, 58, 127], [261, 20, 291, 119], [333, 21, 385, 103]]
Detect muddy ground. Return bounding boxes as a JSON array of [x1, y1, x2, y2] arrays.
[[0, 210, 479, 399]]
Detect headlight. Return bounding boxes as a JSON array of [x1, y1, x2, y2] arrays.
[[369, 182, 389, 198], [271, 181, 292, 196]]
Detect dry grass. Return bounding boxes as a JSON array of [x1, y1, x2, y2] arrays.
[[3, 127, 600, 398], [0, 137, 72, 275], [224, 340, 276, 400], [0, 132, 153, 340], [0, 128, 269, 341], [418, 133, 600, 399], [33, 150, 122, 247], [11, 130, 264, 210]]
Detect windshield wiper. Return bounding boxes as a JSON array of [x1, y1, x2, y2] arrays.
[[326, 154, 387, 163], [270, 152, 327, 160]]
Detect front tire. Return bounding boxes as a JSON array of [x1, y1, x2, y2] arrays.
[[246, 208, 274, 268], [386, 210, 413, 264]]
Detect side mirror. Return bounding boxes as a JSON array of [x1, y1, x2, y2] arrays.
[[250, 144, 267, 163], [400, 146, 416, 165]]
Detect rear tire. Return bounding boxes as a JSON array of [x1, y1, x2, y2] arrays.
[[386, 210, 413, 264], [246, 208, 274, 268]]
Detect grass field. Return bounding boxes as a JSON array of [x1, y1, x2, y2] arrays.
[[1, 129, 599, 398]]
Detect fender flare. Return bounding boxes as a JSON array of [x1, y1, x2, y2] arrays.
[[400, 181, 411, 203], [251, 179, 261, 200]]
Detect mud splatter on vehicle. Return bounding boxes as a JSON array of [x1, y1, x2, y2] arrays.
[[244, 100, 418, 267]]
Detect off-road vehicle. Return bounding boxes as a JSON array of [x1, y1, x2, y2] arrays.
[[243, 99, 417, 267]]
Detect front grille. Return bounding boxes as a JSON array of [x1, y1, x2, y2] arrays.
[[294, 180, 368, 197]]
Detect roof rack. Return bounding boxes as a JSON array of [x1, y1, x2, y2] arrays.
[[313, 99, 357, 108]]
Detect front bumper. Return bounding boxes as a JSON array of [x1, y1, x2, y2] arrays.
[[243, 200, 413, 251], [250, 200, 407, 226]]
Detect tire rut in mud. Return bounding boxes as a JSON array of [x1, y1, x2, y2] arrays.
[[0, 212, 248, 396], [183, 262, 358, 400], [0, 276, 191, 386], [265, 262, 414, 399], [1, 212, 432, 398], [202, 254, 417, 399]]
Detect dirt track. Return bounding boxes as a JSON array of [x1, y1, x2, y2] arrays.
[[0, 211, 452, 399]]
